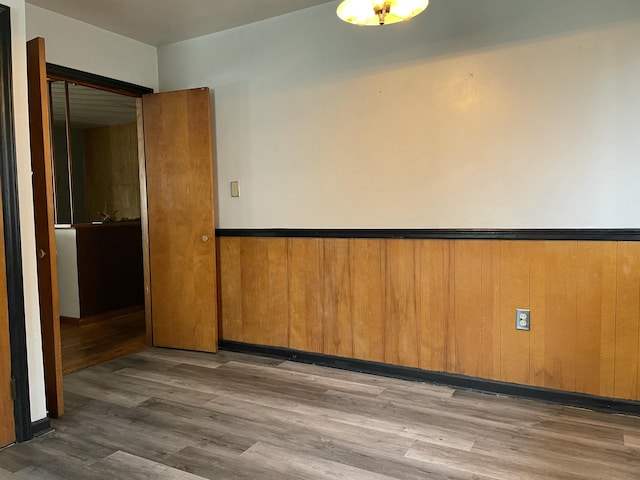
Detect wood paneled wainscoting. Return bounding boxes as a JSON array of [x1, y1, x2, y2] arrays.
[[217, 233, 640, 403]]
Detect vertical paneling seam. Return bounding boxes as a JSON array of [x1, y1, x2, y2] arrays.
[[319, 238, 325, 355], [449, 241, 454, 372], [320, 238, 326, 355], [239, 239, 245, 342], [527, 241, 532, 385], [442, 241, 448, 370], [349, 239, 355, 359], [612, 242, 619, 397], [380, 240, 386, 363], [480, 241, 486, 376], [573, 241, 578, 392], [414, 240, 420, 368], [443, 241, 449, 371], [636, 245, 640, 400], [285, 239, 290, 349], [416, 240, 422, 370], [444, 241, 452, 371], [498, 241, 503, 380], [286, 238, 292, 349], [251, 238, 260, 345]]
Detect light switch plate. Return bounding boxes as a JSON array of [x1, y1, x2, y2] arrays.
[[230, 181, 240, 197], [516, 309, 530, 331]]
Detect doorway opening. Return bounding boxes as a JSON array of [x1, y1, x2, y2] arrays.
[[48, 78, 148, 374], [27, 45, 155, 419], [29, 37, 219, 427]]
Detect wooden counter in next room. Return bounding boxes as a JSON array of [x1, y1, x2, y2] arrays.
[[55, 222, 144, 323]]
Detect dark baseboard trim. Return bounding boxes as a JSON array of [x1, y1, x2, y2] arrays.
[[219, 340, 640, 417], [215, 228, 640, 241], [46, 63, 153, 96], [31, 418, 52, 437]]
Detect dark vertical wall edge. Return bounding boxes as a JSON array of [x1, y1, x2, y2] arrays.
[[0, 4, 34, 442]]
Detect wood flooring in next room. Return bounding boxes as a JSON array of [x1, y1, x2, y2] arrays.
[[1, 348, 640, 479], [60, 309, 147, 374]]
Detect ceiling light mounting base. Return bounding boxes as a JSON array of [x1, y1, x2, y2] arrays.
[[375, 3, 392, 25]]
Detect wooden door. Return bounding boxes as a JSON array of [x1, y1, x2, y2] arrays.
[[0, 196, 15, 447], [141, 88, 218, 352], [26, 38, 63, 417]]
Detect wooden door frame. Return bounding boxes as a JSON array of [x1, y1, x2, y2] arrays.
[[27, 36, 64, 420], [1, 25, 153, 440], [38, 62, 153, 417], [0, 4, 34, 442]]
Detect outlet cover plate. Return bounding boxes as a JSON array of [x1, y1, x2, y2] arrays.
[[516, 309, 530, 331], [230, 181, 240, 197]]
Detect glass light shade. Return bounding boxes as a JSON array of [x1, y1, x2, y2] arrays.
[[337, 0, 429, 26]]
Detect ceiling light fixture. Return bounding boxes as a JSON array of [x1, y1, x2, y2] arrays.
[[337, 0, 429, 26]]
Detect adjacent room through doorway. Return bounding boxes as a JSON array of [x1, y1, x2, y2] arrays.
[[48, 80, 147, 374]]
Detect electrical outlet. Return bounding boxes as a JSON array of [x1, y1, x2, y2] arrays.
[[516, 309, 530, 331]]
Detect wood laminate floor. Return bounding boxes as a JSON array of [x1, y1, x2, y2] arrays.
[[1, 348, 640, 479], [61, 310, 147, 375]]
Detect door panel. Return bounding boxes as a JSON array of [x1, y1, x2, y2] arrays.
[[26, 37, 63, 417], [0, 196, 15, 447], [142, 88, 218, 352]]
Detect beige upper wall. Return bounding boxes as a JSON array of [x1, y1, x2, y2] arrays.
[[159, 0, 640, 229], [4, 0, 47, 422], [25, 3, 159, 91]]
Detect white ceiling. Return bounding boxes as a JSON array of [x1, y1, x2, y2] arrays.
[[26, 0, 335, 46]]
